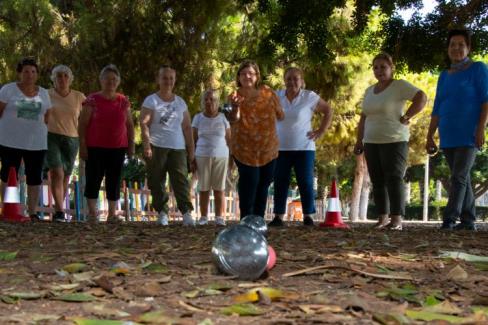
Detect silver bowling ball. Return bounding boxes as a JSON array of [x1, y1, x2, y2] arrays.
[[240, 214, 268, 237], [212, 224, 269, 280]]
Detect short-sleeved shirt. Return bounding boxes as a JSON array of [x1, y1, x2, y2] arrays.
[[361, 79, 419, 144], [83, 93, 129, 148], [192, 112, 230, 158], [0, 82, 52, 150], [276, 89, 320, 150], [142, 93, 187, 150], [230, 85, 284, 166], [48, 88, 85, 137], [432, 61, 488, 148]]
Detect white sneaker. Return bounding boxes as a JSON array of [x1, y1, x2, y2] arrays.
[[158, 212, 169, 226], [215, 216, 226, 226], [182, 212, 195, 226], [198, 216, 208, 225]]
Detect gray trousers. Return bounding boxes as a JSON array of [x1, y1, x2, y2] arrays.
[[443, 147, 477, 224], [146, 145, 193, 214], [364, 142, 408, 216]]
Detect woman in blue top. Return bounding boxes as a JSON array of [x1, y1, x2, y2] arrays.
[[426, 29, 488, 231]]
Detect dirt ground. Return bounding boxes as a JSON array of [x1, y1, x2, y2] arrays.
[[0, 221, 487, 324]]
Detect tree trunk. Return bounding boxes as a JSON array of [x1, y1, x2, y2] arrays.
[[435, 180, 442, 201], [359, 168, 370, 221], [405, 182, 411, 204], [350, 154, 366, 222]]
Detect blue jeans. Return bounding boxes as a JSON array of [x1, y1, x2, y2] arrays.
[[443, 147, 477, 224], [273, 151, 316, 215], [235, 158, 276, 218]]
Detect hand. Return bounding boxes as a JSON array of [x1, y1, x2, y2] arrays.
[[475, 127, 485, 149], [227, 157, 235, 172], [228, 91, 244, 108], [127, 146, 135, 159], [307, 128, 325, 141], [143, 145, 152, 160], [399, 114, 411, 125], [188, 158, 197, 173], [425, 136, 438, 155], [353, 141, 364, 155], [80, 144, 88, 161]]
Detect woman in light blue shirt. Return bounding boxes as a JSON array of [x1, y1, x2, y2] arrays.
[[426, 29, 488, 231]]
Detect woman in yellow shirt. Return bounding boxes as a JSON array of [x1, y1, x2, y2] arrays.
[[47, 65, 85, 222], [354, 53, 426, 230]]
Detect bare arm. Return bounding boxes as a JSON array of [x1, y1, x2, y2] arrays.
[[308, 98, 333, 140], [182, 110, 195, 172], [354, 114, 366, 154], [475, 102, 488, 148], [425, 115, 439, 154], [226, 91, 243, 123], [400, 90, 427, 124], [225, 127, 231, 148], [78, 104, 93, 160], [126, 106, 135, 158], [139, 107, 153, 159], [225, 127, 234, 170], [192, 127, 198, 148], [44, 109, 50, 124], [0, 102, 6, 118]]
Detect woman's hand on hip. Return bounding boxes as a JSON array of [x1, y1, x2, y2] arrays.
[[307, 128, 325, 141]]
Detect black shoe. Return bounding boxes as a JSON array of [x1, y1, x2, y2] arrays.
[[454, 222, 476, 231], [303, 216, 314, 226], [53, 211, 65, 222], [30, 214, 42, 222], [440, 221, 455, 230], [268, 216, 284, 227]]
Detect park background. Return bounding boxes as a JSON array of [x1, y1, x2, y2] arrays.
[[1, 0, 488, 221]]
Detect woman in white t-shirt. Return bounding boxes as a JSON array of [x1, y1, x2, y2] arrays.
[[354, 53, 427, 230], [140, 65, 195, 226], [0, 58, 52, 221], [269, 67, 333, 227], [192, 89, 231, 226]]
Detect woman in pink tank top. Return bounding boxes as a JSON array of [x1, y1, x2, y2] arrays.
[[78, 64, 135, 223]]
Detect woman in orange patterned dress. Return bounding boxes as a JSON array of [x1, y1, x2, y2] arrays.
[[226, 60, 284, 219]]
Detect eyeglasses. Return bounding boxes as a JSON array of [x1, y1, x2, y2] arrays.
[[239, 71, 257, 77]]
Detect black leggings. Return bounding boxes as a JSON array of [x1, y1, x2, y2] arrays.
[[0, 145, 46, 185], [364, 142, 408, 216], [84, 147, 126, 201]]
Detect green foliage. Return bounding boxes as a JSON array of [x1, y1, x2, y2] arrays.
[[381, 1, 488, 72], [122, 158, 146, 185]]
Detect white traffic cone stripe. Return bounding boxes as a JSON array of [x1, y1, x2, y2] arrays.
[[327, 197, 341, 212], [4, 186, 20, 203]]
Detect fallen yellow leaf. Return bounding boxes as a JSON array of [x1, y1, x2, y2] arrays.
[[234, 287, 298, 303]]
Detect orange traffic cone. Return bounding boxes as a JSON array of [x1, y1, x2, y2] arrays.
[[1, 167, 29, 223], [319, 179, 349, 228]]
